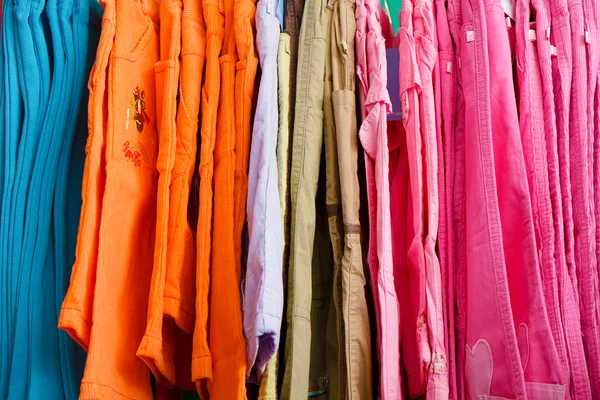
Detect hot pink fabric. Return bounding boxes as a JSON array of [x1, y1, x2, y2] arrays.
[[485, 0, 565, 392], [397, 0, 429, 396], [446, 0, 468, 397], [413, 0, 449, 396], [452, 0, 567, 396], [434, 0, 458, 396], [581, 0, 600, 395], [568, 0, 600, 393], [515, 0, 571, 392], [457, 0, 527, 395], [548, 0, 593, 395], [355, 1, 401, 398]]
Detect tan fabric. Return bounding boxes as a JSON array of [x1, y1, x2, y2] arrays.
[[322, 0, 373, 397], [323, 3, 347, 397], [280, 0, 333, 395], [329, 0, 373, 397]]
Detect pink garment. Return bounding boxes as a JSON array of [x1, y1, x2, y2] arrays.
[[397, 0, 430, 397], [457, 0, 527, 395], [582, 0, 600, 394], [548, 0, 593, 395], [485, 0, 565, 393], [434, 0, 458, 396], [445, 0, 468, 397], [533, 0, 593, 396], [568, 0, 600, 393], [515, 1, 571, 394], [412, 0, 449, 396], [454, 0, 567, 396], [355, 1, 401, 398]]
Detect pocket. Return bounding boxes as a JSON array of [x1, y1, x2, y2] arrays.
[[86, 13, 115, 154], [154, 60, 178, 174], [113, 0, 157, 62]]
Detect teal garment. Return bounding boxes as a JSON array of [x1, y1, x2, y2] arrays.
[[0, 0, 24, 395], [53, 0, 100, 398], [0, 8, 5, 399], [8, 0, 73, 396], [7, 0, 67, 395], [27, 0, 77, 397], [6, 0, 44, 392], [0, 6, 6, 399], [10, 0, 42, 277]]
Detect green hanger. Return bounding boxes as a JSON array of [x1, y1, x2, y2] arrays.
[[381, 0, 401, 33]]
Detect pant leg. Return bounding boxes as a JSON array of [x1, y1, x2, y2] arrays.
[[323, 4, 346, 396], [244, 0, 284, 386], [191, 0, 224, 391], [257, 31, 292, 400], [78, 0, 159, 396], [209, 0, 247, 395], [457, 0, 527, 395], [330, 0, 372, 397], [163, 0, 206, 335], [0, 0, 23, 390], [516, 0, 566, 383], [6, 0, 43, 392], [58, 0, 116, 350], [569, 0, 600, 394], [137, 0, 182, 385], [280, 0, 329, 394], [413, 0, 449, 396]]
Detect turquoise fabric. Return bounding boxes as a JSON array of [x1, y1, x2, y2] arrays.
[[381, 0, 400, 32], [7, 0, 64, 394], [0, 0, 24, 395], [53, 0, 102, 398]]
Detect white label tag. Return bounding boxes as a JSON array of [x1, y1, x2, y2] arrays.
[[466, 30, 475, 43], [585, 31, 590, 44], [550, 45, 558, 56], [529, 29, 537, 41], [505, 17, 512, 29], [546, 27, 551, 40], [501, 0, 516, 21], [446, 61, 453, 73]]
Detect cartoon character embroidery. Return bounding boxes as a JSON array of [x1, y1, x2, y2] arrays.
[[129, 86, 150, 132]]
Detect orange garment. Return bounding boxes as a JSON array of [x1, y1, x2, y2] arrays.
[[58, 0, 115, 349], [209, 0, 248, 396], [76, 0, 160, 396], [191, 0, 224, 393], [233, 0, 258, 271], [137, 0, 196, 389], [162, 0, 206, 336]]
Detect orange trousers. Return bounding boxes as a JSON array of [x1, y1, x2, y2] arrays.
[[192, 0, 223, 394], [233, 0, 258, 270], [58, 0, 115, 350], [76, 0, 161, 396], [163, 0, 206, 337], [208, 0, 248, 395], [137, 0, 197, 390]]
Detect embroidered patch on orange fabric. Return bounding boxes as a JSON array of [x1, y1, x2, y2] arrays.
[[130, 86, 151, 132]]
